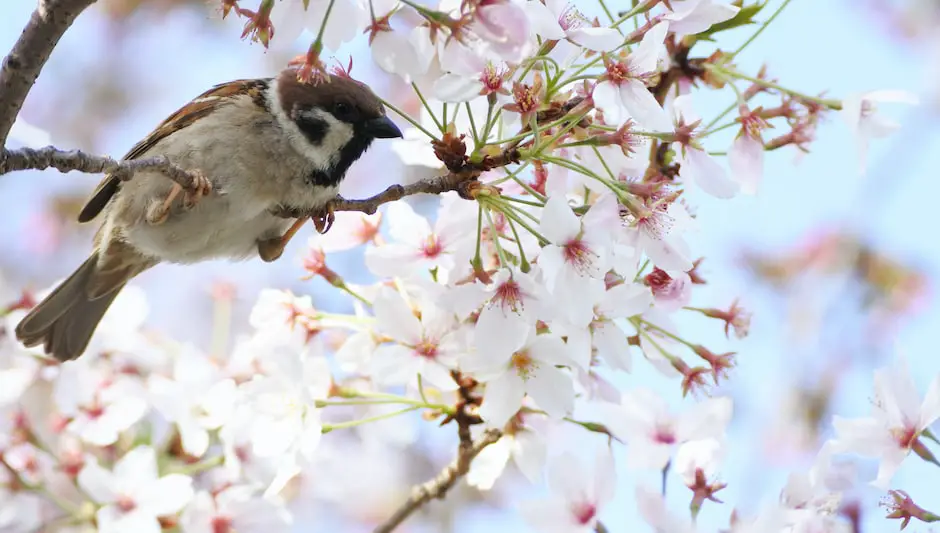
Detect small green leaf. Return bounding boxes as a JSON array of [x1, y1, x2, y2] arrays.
[[692, 1, 767, 41]]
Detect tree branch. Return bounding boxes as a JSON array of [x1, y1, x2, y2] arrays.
[[373, 429, 502, 533], [0, 146, 207, 190], [0, 0, 99, 148]]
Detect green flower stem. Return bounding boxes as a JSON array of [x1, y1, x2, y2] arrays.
[[311, 0, 336, 49], [412, 82, 446, 133], [611, 0, 658, 28], [502, 195, 546, 208], [640, 318, 697, 349], [630, 318, 683, 365], [485, 198, 551, 246], [708, 65, 842, 110], [466, 102, 480, 147], [380, 97, 438, 140], [472, 202, 485, 269], [483, 206, 512, 266], [322, 406, 420, 433], [502, 211, 532, 272]]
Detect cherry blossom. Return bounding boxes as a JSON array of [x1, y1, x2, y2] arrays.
[[841, 90, 919, 174], [148, 347, 236, 458], [538, 194, 620, 327], [53, 360, 148, 447], [592, 22, 672, 131], [636, 486, 696, 533], [473, 328, 577, 428], [603, 388, 732, 469], [831, 357, 940, 488], [523, 0, 623, 52], [365, 193, 476, 280], [664, 0, 740, 36], [180, 486, 290, 533], [467, 412, 551, 490], [78, 446, 194, 533], [470, 0, 533, 63], [519, 448, 616, 532], [369, 287, 463, 391], [672, 95, 741, 198]]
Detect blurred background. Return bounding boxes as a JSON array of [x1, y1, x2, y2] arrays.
[[1, 0, 939, 531]]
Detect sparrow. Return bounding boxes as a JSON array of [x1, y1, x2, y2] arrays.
[[15, 67, 403, 362]]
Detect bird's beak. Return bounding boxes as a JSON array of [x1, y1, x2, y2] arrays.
[[366, 116, 403, 139]]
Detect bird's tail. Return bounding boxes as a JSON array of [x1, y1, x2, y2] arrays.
[[15, 253, 125, 362]]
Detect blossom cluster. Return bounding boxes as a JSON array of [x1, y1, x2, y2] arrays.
[[1, 0, 937, 532]]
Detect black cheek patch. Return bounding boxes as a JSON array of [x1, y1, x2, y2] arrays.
[[293, 109, 329, 145]]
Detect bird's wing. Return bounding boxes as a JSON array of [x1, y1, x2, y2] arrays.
[[77, 78, 269, 223]]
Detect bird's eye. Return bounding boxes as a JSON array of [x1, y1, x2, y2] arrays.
[[334, 102, 352, 118]]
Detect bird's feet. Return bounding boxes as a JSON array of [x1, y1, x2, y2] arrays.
[[258, 200, 338, 262], [311, 199, 337, 234], [145, 171, 213, 225]]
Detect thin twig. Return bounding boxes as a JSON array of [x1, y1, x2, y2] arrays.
[[0, 0, 99, 148], [373, 429, 502, 533], [0, 146, 206, 190]]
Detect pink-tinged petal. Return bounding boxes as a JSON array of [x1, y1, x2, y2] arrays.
[[513, 430, 547, 483], [677, 396, 732, 441], [539, 195, 581, 244], [138, 474, 194, 516], [620, 80, 673, 132], [528, 334, 573, 366], [371, 345, 421, 387], [115, 446, 158, 485], [874, 359, 921, 428], [602, 283, 653, 318], [592, 322, 632, 372], [434, 74, 484, 103], [639, 231, 694, 272], [537, 245, 565, 291], [872, 447, 909, 489], [479, 372, 526, 428], [476, 306, 529, 361], [77, 460, 117, 504], [417, 359, 460, 391], [567, 27, 623, 52], [177, 418, 209, 458], [666, 0, 739, 36], [522, 1, 566, 40], [594, 446, 617, 507], [372, 289, 422, 343], [592, 81, 624, 125], [547, 452, 591, 500], [728, 134, 763, 195], [919, 375, 940, 430], [581, 193, 621, 238], [364, 243, 422, 277], [97, 506, 161, 533], [179, 491, 215, 533], [670, 94, 700, 123], [831, 416, 893, 457], [519, 498, 579, 532], [527, 366, 574, 419], [387, 202, 432, 245], [631, 21, 669, 74], [683, 148, 739, 198], [466, 435, 513, 490], [551, 272, 601, 329], [371, 30, 423, 82], [627, 440, 673, 470]]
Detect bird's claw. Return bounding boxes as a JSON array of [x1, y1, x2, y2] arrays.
[[312, 200, 336, 234], [145, 172, 212, 226], [182, 172, 212, 209]]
